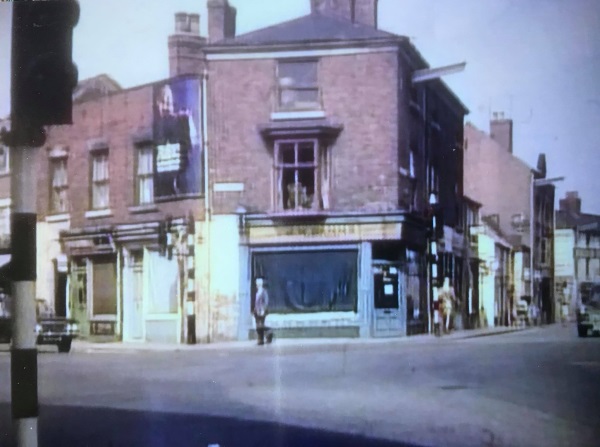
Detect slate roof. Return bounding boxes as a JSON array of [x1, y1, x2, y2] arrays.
[[213, 12, 401, 47], [556, 210, 600, 232], [73, 74, 122, 103]]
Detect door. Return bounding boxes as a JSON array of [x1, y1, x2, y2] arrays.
[[124, 252, 144, 341], [372, 264, 404, 337], [69, 262, 89, 337]]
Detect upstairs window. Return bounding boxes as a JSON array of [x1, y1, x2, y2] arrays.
[[50, 157, 69, 213], [277, 60, 319, 111], [0, 204, 9, 248], [274, 139, 330, 212], [135, 146, 154, 205], [91, 151, 109, 210], [0, 145, 9, 175]]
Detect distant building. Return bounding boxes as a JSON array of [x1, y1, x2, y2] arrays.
[[464, 117, 556, 325], [555, 191, 600, 316]]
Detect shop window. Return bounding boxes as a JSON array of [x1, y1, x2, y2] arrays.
[[135, 146, 154, 205], [252, 250, 358, 314], [277, 60, 319, 111], [274, 139, 330, 212], [90, 150, 109, 209], [50, 157, 69, 213]]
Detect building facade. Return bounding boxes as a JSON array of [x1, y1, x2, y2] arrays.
[[555, 191, 600, 319], [202, 0, 468, 340], [464, 117, 556, 325]]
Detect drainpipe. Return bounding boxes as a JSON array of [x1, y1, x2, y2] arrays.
[[202, 68, 211, 342]]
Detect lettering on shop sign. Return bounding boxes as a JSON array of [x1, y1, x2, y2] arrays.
[[281, 224, 355, 238]]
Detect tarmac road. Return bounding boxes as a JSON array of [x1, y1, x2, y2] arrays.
[[0, 323, 599, 447]]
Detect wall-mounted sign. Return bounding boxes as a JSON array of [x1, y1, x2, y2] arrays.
[[153, 77, 202, 198]]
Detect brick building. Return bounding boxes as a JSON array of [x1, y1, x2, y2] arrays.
[[38, 69, 204, 343], [9, 0, 469, 344], [201, 0, 468, 340], [555, 191, 600, 319], [464, 117, 556, 325]]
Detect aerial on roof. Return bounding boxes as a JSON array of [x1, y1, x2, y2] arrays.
[[212, 12, 401, 47]]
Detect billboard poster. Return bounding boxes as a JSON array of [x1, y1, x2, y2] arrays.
[[153, 77, 202, 198]]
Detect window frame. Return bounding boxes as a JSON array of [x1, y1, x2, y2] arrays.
[[134, 145, 154, 206], [276, 59, 320, 112], [274, 138, 330, 212], [49, 156, 69, 214], [0, 145, 9, 175], [90, 150, 110, 210]]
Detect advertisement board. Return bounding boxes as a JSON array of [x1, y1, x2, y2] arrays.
[[153, 76, 202, 198]]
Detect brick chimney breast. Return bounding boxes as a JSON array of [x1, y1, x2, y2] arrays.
[[310, 0, 354, 22], [490, 112, 513, 154], [353, 0, 378, 28], [168, 12, 207, 76], [208, 0, 237, 43]]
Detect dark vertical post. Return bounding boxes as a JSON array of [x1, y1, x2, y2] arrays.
[[10, 127, 42, 447]]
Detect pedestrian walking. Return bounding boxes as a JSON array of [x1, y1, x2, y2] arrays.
[[253, 277, 273, 345], [439, 278, 456, 334]]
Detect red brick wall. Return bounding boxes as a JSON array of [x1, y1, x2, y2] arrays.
[[39, 85, 204, 228], [208, 49, 401, 215]]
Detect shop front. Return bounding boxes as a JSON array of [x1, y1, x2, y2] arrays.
[[238, 213, 428, 340]]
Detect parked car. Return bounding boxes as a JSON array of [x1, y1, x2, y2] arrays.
[[576, 283, 600, 337], [0, 294, 79, 353]]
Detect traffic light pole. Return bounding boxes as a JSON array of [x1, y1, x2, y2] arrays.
[[10, 129, 41, 447]]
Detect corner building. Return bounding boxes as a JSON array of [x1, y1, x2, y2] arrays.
[[202, 0, 468, 341]]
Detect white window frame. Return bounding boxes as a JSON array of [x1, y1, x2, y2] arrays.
[[273, 138, 330, 212], [91, 151, 110, 210], [277, 59, 320, 112], [0, 145, 9, 175], [135, 145, 154, 205], [50, 157, 69, 214]]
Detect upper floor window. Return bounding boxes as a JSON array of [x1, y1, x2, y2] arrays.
[[0, 145, 9, 175], [277, 60, 319, 111], [135, 146, 154, 205], [50, 157, 68, 213], [274, 139, 330, 212], [90, 151, 109, 210], [0, 204, 9, 248]]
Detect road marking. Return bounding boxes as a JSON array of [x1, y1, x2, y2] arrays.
[[570, 361, 600, 367]]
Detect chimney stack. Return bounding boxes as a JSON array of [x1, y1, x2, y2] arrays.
[[353, 0, 378, 28], [490, 112, 513, 153], [559, 191, 582, 214], [310, 0, 378, 28], [208, 0, 237, 43], [168, 12, 206, 77]]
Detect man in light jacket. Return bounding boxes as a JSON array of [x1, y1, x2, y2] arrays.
[[253, 277, 273, 345]]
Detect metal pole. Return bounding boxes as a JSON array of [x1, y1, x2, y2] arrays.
[[11, 140, 40, 447]]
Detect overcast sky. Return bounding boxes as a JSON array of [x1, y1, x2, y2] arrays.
[[1, 0, 599, 213]]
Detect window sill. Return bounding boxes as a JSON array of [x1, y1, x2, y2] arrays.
[[46, 213, 70, 223], [128, 204, 159, 214], [85, 209, 113, 219], [0, 171, 10, 178], [271, 110, 326, 121]]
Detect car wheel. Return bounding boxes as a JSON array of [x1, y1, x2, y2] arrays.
[[57, 339, 72, 353], [577, 326, 588, 338]]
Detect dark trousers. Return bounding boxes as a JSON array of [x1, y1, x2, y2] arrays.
[[254, 314, 272, 344]]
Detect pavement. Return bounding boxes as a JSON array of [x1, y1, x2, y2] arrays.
[[71, 324, 536, 353]]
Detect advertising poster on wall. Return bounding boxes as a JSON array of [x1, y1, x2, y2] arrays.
[[153, 76, 202, 198]]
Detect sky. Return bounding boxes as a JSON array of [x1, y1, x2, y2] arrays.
[[1, 0, 599, 213]]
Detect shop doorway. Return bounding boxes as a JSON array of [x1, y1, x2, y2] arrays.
[[372, 263, 405, 337]]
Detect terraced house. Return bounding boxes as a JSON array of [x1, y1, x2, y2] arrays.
[[9, 0, 470, 344]]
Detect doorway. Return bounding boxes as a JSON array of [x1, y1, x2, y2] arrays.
[[372, 263, 405, 337]]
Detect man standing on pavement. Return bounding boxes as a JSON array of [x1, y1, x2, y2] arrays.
[[253, 277, 273, 345]]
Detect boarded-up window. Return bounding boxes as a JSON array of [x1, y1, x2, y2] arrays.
[[92, 260, 116, 315]]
